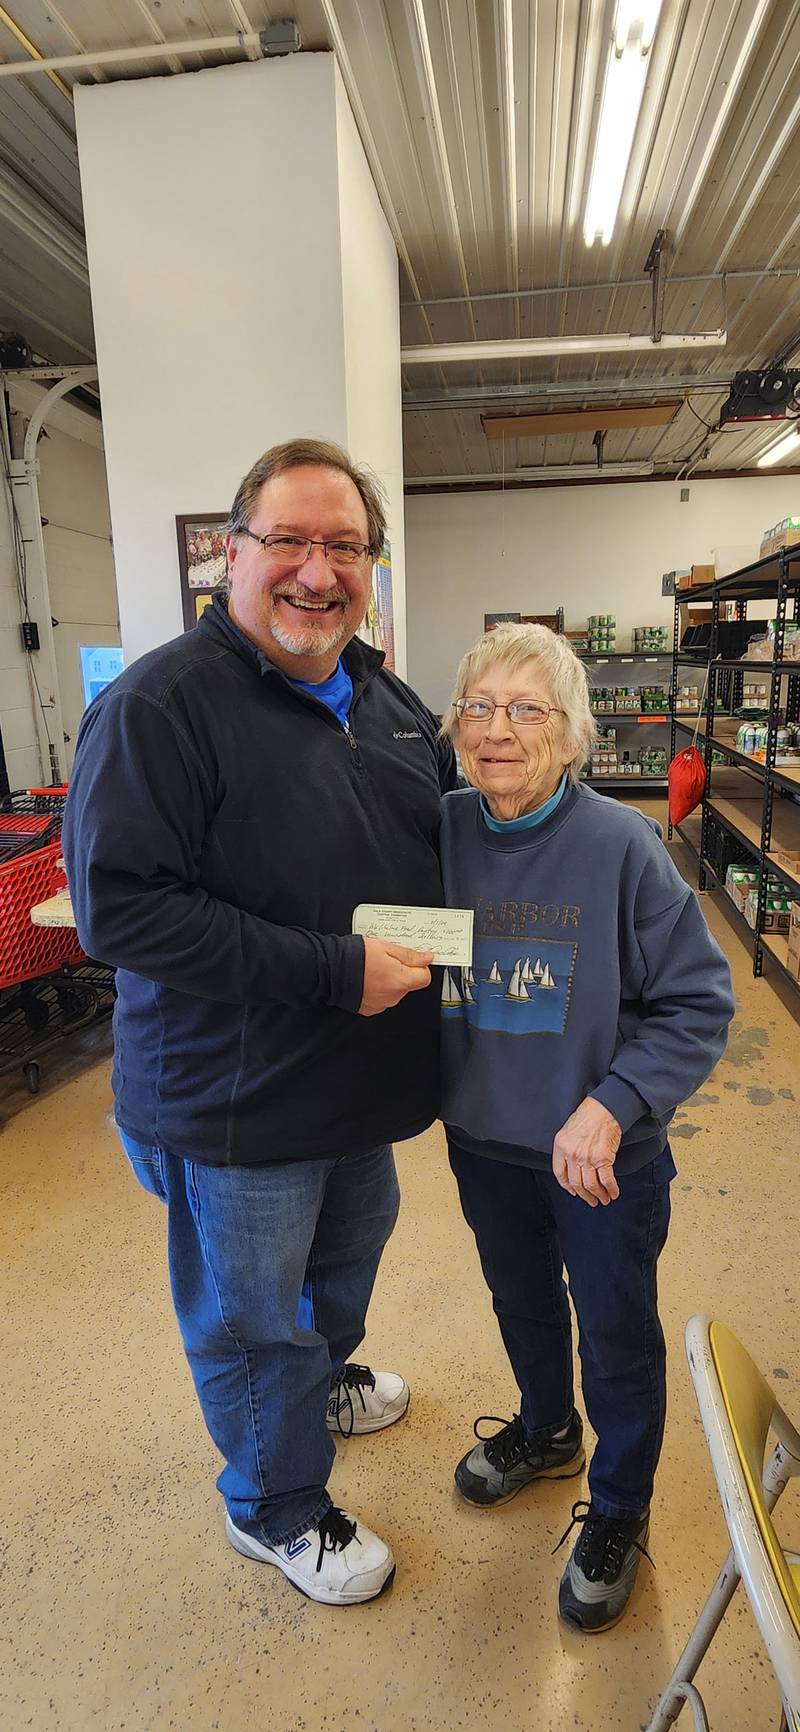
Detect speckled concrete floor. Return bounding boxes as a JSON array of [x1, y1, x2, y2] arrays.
[[1, 805, 798, 1732]]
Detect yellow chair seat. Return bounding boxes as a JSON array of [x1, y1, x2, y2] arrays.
[[710, 1320, 800, 1641], [646, 1320, 800, 1732]]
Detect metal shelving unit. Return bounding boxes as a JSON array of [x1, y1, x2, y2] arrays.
[[669, 550, 800, 994], [582, 648, 671, 794]]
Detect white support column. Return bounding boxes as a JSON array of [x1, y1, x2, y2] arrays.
[[74, 52, 406, 673]]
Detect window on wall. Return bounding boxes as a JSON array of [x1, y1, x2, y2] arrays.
[[79, 646, 124, 707]]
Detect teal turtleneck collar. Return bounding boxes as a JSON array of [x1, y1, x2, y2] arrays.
[[480, 772, 568, 833]]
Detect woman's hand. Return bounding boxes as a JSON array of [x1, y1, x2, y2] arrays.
[[552, 1098, 622, 1207]]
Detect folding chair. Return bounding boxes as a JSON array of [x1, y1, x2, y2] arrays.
[[646, 1316, 800, 1732]]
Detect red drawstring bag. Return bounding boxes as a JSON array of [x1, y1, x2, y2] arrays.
[[668, 667, 708, 824], [668, 744, 706, 824]]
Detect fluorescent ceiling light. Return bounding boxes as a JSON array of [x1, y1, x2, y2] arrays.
[[401, 330, 725, 364], [757, 426, 800, 468], [584, 1, 663, 247]]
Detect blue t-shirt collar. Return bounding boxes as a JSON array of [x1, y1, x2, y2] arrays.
[[480, 773, 568, 833], [287, 658, 354, 730]]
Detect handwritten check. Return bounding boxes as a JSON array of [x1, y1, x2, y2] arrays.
[[352, 903, 474, 968]]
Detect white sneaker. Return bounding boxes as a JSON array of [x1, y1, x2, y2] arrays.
[[326, 1364, 410, 1436], [225, 1506, 395, 1604]]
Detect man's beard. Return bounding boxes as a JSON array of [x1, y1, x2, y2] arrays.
[[268, 586, 351, 658]]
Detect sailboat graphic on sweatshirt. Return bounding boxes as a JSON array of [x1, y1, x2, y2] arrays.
[[441, 940, 575, 1036]]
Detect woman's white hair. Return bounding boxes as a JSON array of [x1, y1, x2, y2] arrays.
[[441, 622, 597, 786]]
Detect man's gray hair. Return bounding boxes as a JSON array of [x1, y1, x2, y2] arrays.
[[441, 623, 597, 785], [225, 437, 387, 556]]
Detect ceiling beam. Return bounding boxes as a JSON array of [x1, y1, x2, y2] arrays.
[[0, 161, 88, 283], [404, 467, 800, 494], [482, 403, 681, 438], [403, 375, 731, 411]]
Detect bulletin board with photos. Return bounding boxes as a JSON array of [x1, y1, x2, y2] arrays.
[[176, 514, 228, 630]]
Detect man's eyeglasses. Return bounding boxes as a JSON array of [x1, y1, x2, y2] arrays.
[[239, 530, 372, 569], [455, 697, 563, 726]]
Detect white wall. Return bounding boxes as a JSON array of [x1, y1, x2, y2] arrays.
[[76, 54, 406, 674], [335, 77, 406, 673], [405, 474, 799, 712]]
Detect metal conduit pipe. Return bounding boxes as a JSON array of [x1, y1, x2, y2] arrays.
[[401, 332, 727, 365], [0, 32, 262, 77], [400, 268, 800, 310]]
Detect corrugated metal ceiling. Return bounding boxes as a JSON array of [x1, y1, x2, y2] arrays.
[[1, 0, 800, 481]]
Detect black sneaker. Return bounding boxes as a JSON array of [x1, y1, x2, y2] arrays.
[[556, 1499, 652, 1632], [455, 1410, 585, 1507]]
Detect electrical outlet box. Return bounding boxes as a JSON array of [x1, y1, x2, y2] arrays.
[[260, 20, 302, 54]]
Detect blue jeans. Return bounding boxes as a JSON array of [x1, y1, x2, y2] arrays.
[[120, 1133, 400, 1545], [448, 1141, 676, 1520]]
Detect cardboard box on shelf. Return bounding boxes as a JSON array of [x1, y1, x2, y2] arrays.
[[745, 889, 791, 933], [734, 881, 758, 915], [676, 566, 715, 592], [679, 605, 712, 625], [787, 903, 800, 978], [725, 866, 759, 914], [772, 848, 800, 877], [761, 517, 800, 558]]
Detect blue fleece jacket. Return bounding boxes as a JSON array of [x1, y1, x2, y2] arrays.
[[440, 781, 735, 1173]]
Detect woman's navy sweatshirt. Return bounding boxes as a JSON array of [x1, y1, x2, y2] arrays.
[[440, 781, 735, 1174]]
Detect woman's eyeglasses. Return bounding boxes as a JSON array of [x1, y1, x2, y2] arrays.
[[455, 697, 562, 726]]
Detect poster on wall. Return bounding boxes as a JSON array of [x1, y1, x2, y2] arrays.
[[374, 540, 395, 670], [176, 514, 228, 630]]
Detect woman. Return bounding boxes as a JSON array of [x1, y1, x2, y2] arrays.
[[440, 623, 734, 1633]]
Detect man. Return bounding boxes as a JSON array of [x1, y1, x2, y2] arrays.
[[63, 437, 457, 1607]]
